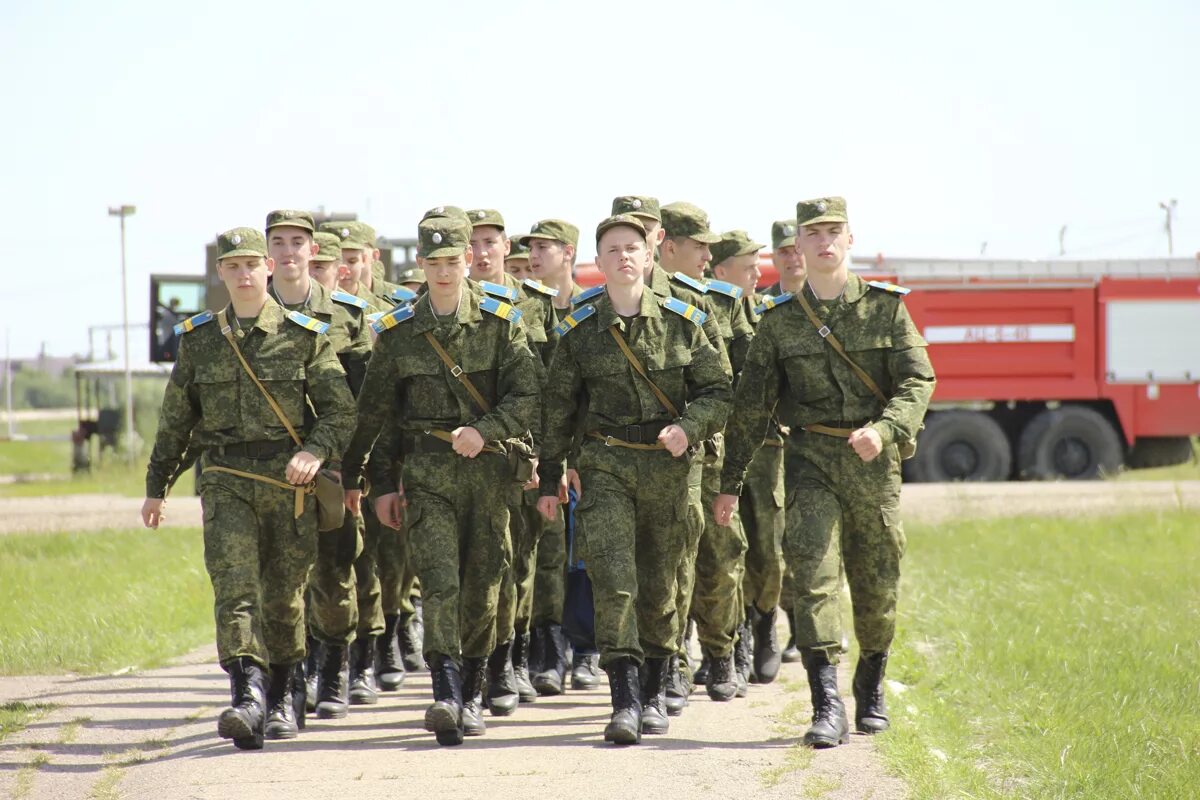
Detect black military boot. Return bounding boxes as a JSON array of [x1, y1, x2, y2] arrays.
[[303, 636, 321, 714], [801, 649, 850, 748], [603, 657, 642, 745], [733, 619, 752, 698], [377, 614, 407, 691], [639, 657, 670, 735], [290, 662, 307, 731], [486, 639, 519, 716], [664, 654, 688, 716], [781, 611, 802, 663], [852, 651, 891, 734], [706, 652, 737, 702], [512, 631, 537, 703], [218, 657, 266, 750], [349, 634, 379, 705], [752, 606, 782, 683], [571, 652, 601, 690], [532, 624, 568, 696], [461, 656, 488, 736], [694, 654, 711, 686], [315, 644, 350, 719], [424, 655, 465, 746], [399, 612, 424, 672], [264, 663, 300, 740]]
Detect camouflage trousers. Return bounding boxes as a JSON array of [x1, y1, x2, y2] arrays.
[[576, 442, 691, 668], [673, 459, 705, 669], [741, 440, 786, 614], [351, 500, 386, 638], [531, 503, 565, 628], [306, 510, 363, 645], [783, 432, 905, 663], [403, 450, 512, 663], [199, 453, 318, 667], [378, 507, 419, 618], [692, 463, 748, 657], [497, 487, 542, 642]]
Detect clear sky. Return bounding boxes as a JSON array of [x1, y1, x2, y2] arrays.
[[2, 0, 1196, 360]]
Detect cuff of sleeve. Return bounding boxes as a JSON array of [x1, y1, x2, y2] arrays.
[[676, 418, 701, 450], [720, 478, 745, 496], [146, 482, 167, 500], [471, 419, 501, 444], [302, 445, 328, 463], [538, 463, 563, 497], [869, 420, 895, 446]]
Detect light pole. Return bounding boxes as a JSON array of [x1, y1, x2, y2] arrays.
[[1159, 199, 1177, 256], [108, 204, 137, 465]]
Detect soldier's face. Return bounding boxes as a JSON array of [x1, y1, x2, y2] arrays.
[[267, 227, 317, 282], [798, 223, 853, 272], [218, 256, 273, 298], [342, 249, 367, 285], [641, 221, 665, 276], [772, 244, 805, 283], [597, 227, 650, 287], [665, 237, 712, 280], [715, 253, 761, 294], [419, 253, 470, 300], [470, 226, 510, 283], [506, 258, 534, 281], [308, 259, 342, 292], [529, 239, 569, 281], [336, 263, 357, 292]]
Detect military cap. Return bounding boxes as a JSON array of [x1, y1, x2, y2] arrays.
[[611, 195, 661, 222], [265, 209, 315, 234], [417, 217, 470, 259], [347, 220, 377, 248], [796, 196, 848, 227], [505, 237, 531, 262], [661, 202, 722, 244], [771, 219, 798, 250], [519, 219, 579, 248], [216, 227, 268, 260], [312, 231, 343, 263], [467, 208, 505, 230], [595, 214, 647, 245], [397, 266, 426, 284], [421, 205, 473, 229], [318, 221, 371, 250], [711, 230, 765, 265]]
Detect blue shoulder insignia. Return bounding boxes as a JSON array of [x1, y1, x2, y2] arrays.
[[670, 272, 708, 293], [366, 311, 385, 325], [754, 292, 793, 315], [553, 304, 596, 337], [661, 296, 707, 327], [479, 280, 519, 302], [331, 289, 369, 310], [480, 295, 524, 324], [705, 279, 744, 300], [391, 286, 418, 303], [286, 310, 330, 334], [571, 285, 605, 306], [866, 280, 911, 296], [522, 279, 560, 298], [173, 310, 213, 336], [371, 304, 414, 334]]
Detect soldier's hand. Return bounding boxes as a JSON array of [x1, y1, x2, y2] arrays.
[[566, 468, 581, 500], [287, 450, 323, 485], [375, 492, 405, 530], [849, 426, 883, 462], [523, 458, 540, 491], [537, 495, 561, 522], [451, 426, 485, 458], [658, 424, 690, 457], [344, 488, 362, 515], [141, 498, 165, 529], [712, 493, 739, 527]]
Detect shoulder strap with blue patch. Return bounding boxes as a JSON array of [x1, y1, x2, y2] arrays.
[[866, 280, 911, 296], [571, 285, 605, 306], [705, 279, 744, 300], [173, 310, 213, 336], [670, 271, 708, 293], [286, 310, 330, 335], [391, 286, 418, 303], [371, 304, 415, 334], [553, 304, 596, 337], [754, 292, 793, 316], [479, 280, 519, 302], [522, 279, 560, 298], [331, 289, 369, 310], [661, 295, 707, 327], [479, 295, 524, 324]]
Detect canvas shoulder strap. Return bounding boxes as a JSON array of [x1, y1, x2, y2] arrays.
[[607, 326, 680, 418], [793, 286, 889, 406], [422, 330, 492, 413], [217, 308, 303, 447]]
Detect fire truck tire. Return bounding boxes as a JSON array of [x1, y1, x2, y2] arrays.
[[905, 410, 1011, 482], [1125, 437, 1195, 469], [1017, 406, 1124, 480]]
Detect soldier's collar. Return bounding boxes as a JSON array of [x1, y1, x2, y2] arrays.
[[594, 287, 661, 331], [411, 285, 479, 334], [253, 296, 286, 333], [305, 280, 336, 313], [842, 271, 868, 303]]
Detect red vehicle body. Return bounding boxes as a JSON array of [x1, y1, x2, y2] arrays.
[[575, 256, 1200, 480]]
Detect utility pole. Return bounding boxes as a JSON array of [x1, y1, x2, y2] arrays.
[[108, 204, 137, 465], [1159, 199, 1177, 255], [1059, 225, 1067, 256]]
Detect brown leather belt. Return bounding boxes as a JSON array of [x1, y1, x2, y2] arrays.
[[588, 431, 667, 451], [802, 420, 871, 438], [401, 429, 502, 455]]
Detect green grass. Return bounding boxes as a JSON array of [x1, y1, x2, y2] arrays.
[[0, 701, 54, 742], [0, 527, 212, 675], [880, 511, 1200, 799], [1115, 438, 1200, 482]]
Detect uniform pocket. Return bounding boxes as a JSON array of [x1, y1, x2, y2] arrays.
[[880, 502, 906, 558], [256, 363, 307, 432], [778, 340, 835, 403], [194, 363, 240, 432], [844, 332, 892, 397]]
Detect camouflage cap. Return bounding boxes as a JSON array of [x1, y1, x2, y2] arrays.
[[348, 220, 377, 248], [796, 197, 848, 227], [317, 221, 371, 250], [421, 205, 472, 229], [265, 209, 315, 234], [595, 214, 648, 245], [518, 219, 579, 249], [417, 217, 470, 259], [661, 201, 722, 244], [216, 227, 268, 260], [611, 195, 661, 222], [711, 230, 765, 265], [467, 208, 505, 230], [311, 231, 343, 263], [771, 219, 798, 250], [396, 266, 426, 284], [505, 237, 531, 261]]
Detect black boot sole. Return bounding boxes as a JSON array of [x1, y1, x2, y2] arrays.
[[803, 730, 851, 748], [264, 720, 299, 740], [487, 693, 519, 716], [218, 709, 263, 750], [706, 684, 737, 702], [425, 704, 464, 745], [378, 673, 406, 691], [315, 702, 348, 719], [462, 710, 487, 737], [855, 718, 890, 734], [604, 722, 641, 745], [640, 710, 669, 735], [349, 689, 379, 705], [532, 674, 564, 696]]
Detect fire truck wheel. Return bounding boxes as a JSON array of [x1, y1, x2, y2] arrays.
[[905, 410, 1012, 482], [1125, 437, 1195, 469], [1016, 406, 1124, 480]]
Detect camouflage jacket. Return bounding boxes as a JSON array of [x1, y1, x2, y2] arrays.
[[648, 264, 733, 378], [271, 279, 374, 396], [702, 280, 757, 378], [720, 273, 935, 494], [144, 297, 356, 498]]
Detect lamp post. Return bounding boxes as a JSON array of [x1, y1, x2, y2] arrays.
[[108, 204, 136, 465]]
